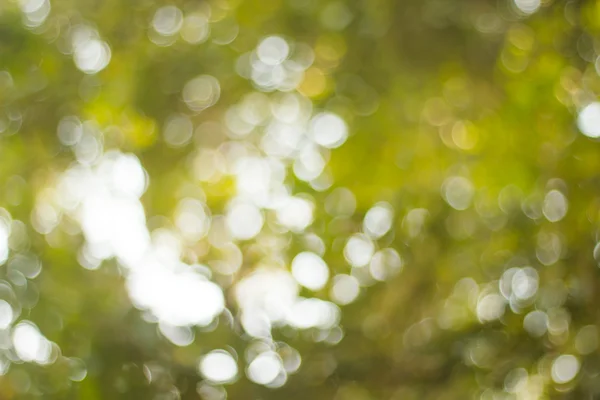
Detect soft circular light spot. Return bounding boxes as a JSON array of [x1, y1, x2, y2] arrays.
[[511, 267, 538, 301], [12, 321, 52, 364], [211, 17, 239, 46], [330, 274, 360, 305], [183, 75, 220, 113], [57, 116, 83, 146], [74, 131, 102, 164], [19, 0, 50, 27], [257, 36, 290, 66], [309, 112, 348, 149], [291, 252, 329, 291], [67, 358, 87, 382], [226, 202, 264, 240], [363, 202, 394, 239], [293, 146, 326, 182], [523, 310, 547, 337], [369, 248, 403, 281], [551, 354, 580, 384], [504, 368, 528, 394], [163, 114, 193, 148], [199, 350, 238, 384], [73, 39, 111, 74], [0, 221, 9, 266], [247, 352, 282, 385], [343, 234, 374, 268], [279, 346, 302, 373], [197, 382, 226, 399], [181, 14, 210, 44], [536, 230, 562, 266], [152, 6, 183, 36], [0, 300, 13, 329], [543, 190, 567, 222], [513, 0, 541, 15], [276, 196, 314, 232], [476, 293, 505, 322], [499, 268, 518, 299], [159, 324, 195, 347], [19, 0, 47, 15], [7, 255, 42, 279], [578, 102, 600, 138], [451, 120, 478, 150], [442, 176, 474, 210], [175, 198, 210, 241]]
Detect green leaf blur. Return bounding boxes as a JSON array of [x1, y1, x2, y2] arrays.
[[0, 0, 599, 399]]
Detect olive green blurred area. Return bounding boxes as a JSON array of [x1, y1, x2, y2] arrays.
[[1, 0, 600, 398]]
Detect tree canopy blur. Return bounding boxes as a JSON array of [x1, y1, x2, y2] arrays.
[[1, 0, 600, 398]]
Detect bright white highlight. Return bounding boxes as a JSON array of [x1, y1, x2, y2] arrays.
[[344, 234, 375, 268], [18, 0, 51, 28], [71, 26, 111, 74], [513, 0, 541, 15], [199, 350, 238, 384], [551, 355, 580, 384], [477, 293, 506, 322], [12, 321, 53, 365], [578, 102, 600, 138], [291, 252, 329, 291], [54, 150, 225, 327], [226, 202, 264, 240], [257, 36, 290, 66], [330, 274, 360, 305], [363, 202, 394, 239], [309, 112, 348, 149], [276, 196, 314, 232], [247, 351, 283, 385], [0, 300, 13, 329], [128, 267, 224, 327]]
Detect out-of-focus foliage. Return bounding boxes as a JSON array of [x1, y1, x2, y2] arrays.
[[1, 0, 600, 398]]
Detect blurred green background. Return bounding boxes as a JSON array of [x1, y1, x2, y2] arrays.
[[1, 0, 600, 398]]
